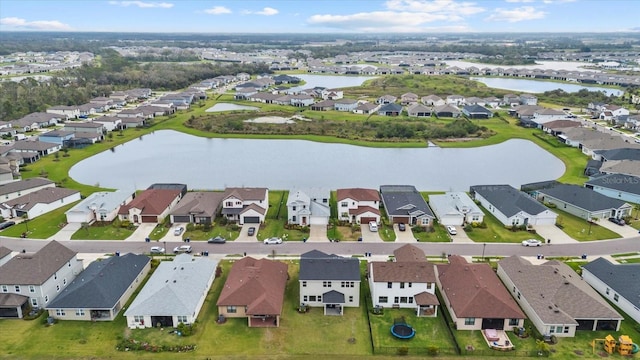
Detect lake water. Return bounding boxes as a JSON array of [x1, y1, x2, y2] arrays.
[[470, 77, 623, 96], [69, 130, 565, 192], [445, 60, 600, 73], [288, 74, 376, 92], [206, 103, 259, 112]]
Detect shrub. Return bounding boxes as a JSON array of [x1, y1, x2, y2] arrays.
[[397, 346, 409, 356], [427, 345, 439, 356]]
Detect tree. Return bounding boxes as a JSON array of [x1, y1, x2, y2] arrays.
[[81, 222, 90, 235], [536, 339, 550, 356], [634, 204, 640, 220], [21, 213, 29, 234]]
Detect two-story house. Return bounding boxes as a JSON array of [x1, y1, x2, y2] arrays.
[[286, 188, 330, 226], [299, 250, 360, 316], [0, 241, 83, 318], [336, 188, 380, 224], [221, 187, 268, 225]]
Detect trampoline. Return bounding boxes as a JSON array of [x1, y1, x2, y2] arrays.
[[391, 317, 416, 339]]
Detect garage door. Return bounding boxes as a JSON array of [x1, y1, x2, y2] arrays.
[[360, 217, 375, 224], [244, 216, 260, 224], [392, 217, 408, 224], [310, 216, 328, 225], [172, 216, 190, 223], [141, 216, 157, 223]]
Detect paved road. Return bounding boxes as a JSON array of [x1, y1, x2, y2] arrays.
[[2, 235, 639, 259]]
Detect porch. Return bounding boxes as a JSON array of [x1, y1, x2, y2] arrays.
[[248, 315, 279, 327], [482, 329, 515, 351]]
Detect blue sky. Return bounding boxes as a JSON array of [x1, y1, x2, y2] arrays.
[[0, 0, 637, 33]]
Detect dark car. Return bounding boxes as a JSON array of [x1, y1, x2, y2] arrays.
[[608, 217, 625, 226], [247, 227, 256, 236], [207, 236, 226, 244], [398, 223, 406, 231], [0, 221, 16, 230]]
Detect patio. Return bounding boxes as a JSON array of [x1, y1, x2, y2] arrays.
[[482, 329, 515, 351]]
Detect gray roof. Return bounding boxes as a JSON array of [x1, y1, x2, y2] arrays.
[[322, 290, 345, 304], [538, 184, 629, 211], [170, 191, 224, 218], [0, 178, 54, 196], [0, 246, 11, 260], [498, 256, 622, 324], [11, 140, 59, 151], [39, 130, 75, 138], [299, 250, 360, 281], [66, 191, 132, 216], [5, 187, 80, 211], [378, 103, 403, 113], [46, 254, 150, 309], [586, 174, 640, 195], [582, 257, 640, 309], [379, 185, 434, 218], [124, 254, 217, 317], [595, 148, 640, 161], [462, 104, 493, 114], [470, 184, 549, 217], [0, 241, 77, 285], [63, 122, 103, 129]]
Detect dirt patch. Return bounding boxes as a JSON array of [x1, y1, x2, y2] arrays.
[[244, 116, 296, 124], [574, 350, 584, 355], [335, 226, 361, 241]]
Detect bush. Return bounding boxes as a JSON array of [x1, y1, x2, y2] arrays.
[[427, 345, 439, 356], [397, 346, 409, 356]]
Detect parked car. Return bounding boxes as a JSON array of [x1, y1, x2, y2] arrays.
[[173, 245, 192, 254], [521, 239, 542, 247], [247, 227, 256, 236], [263, 237, 282, 245], [398, 223, 406, 231], [608, 217, 625, 226], [0, 221, 16, 230], [446, 226, 457, 235], [150, 246, 165, 254], [173, 226, 184, 236], [369, 221, 378, 232], [207, 236, 226, 244]]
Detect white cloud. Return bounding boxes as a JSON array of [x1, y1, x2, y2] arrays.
[[0, 17, 72, 30], [108, 1, 173, 8], [204, 6, 231, 15], [485, 6, 545, 22], [243, 7, 279, 16], [384, 0, 485, 16], [542, 0, 576, 3], [505, 0, 534, 2]]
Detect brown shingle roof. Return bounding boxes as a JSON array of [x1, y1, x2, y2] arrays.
[[348, 205, 380, 216], [394, 244, 426, 263], [217, 257, 288, 316], [118, 189, 181, 216], [337, 188, 380, 202], [414, 291, 440, 306], [437, 255, 525, 319], [370, 261, 435, 283], [0, 241, 77, 285], [223, 187, 268, 202], [170, 191, 223, 218]]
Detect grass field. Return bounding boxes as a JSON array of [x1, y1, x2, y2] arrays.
[[554, 210, 621, 241], [464, 205, 544, 244]]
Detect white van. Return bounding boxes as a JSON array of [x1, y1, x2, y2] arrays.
[[369, 221, 378, 232]]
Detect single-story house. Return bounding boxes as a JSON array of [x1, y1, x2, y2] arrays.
[[10, 140, 61, 156], [65, 191, 133, 224], [585, 174, 640, 205], [497, 256, 623, 337], [433, 104, 461, 118], [2, 187, 81, 219], [124, 254, 217, 329], [462, 104, 493, 119], [336, 188, 380, 224], [470, 185, 557, 227], [334, 99, 359, 112], [286, 188, 330, 226], [377, 103, 403, 116], [533, 184, 631, 221], [0, 177, 54, 202], [353, 102, 379, 115], [117, 189, 182, 224], [217, 257, 288, 327], [428, 192, 484, 226], [380, 185, 434, 227], [47, 253, 150, 321], [63, 122, 104, 135], [310, 99, 335, 111], [169, 191, 224, 225], [406, 103, 432, 117], [38, 130, 75, 145]]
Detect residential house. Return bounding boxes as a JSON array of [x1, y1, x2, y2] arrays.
[[433, 104, 461, 118], [299, 250, 360, 316], [599, 105, 629, 122], [286, 188, 330, 226], [334, 99, 359, 112], [503, 94, 520, 107], [310, 99, 335, 111], [462, 104, 493, 119], [541, 120, 582, 135], [10, 140, 61, 157], [376, 95, 397, 105], [217, 257, 288, 327], [117, 189, 182, 224], [38, 130, 75, 145], [353, 102, 379, 115], [336, 188, 380, 224], [406, 103, 432, 117], [290, 94, 314, 107], [436, 255, 525, 330], [520, 94, 538, 105], [422, 95, 445, 107], [377, 103, 403, 116], [117, 109, 144, 118], [11, 112, 62, 131], [65, 191, 133, 224], [93, 116, 122, 132], [582, 257, 640, 324], [63, 122, 105, 135], [2, 187, 81, 219], [46, 254, 150, 321], [125, 254, 217, 328], [379, 185, 434, 227], [321, 89, 343, 100], [400, 92, 419, 105], [585, 174, 640, 204], [0, 241, 83, 317], [470, 185, 557, 226], [446, 95, 465, 106], [47, 105, 80, 119], [221, 187, 268, 225], [532, 108, 567, 125], [0, 177, 54, 202], [120, 117, 146, 128], [369, 245, 439, 317], [532, 184, 631, 221], [497, 256, 622, 337], [169, 191, 224, 225], [484, 97, 501, 108], [0, 246, 12, 268], [428, 192, 484, 226], [71, 132, 104, 145], [599, 160, 640, 177], [594, 148, 640, 162], [464, 97, 485, 106]]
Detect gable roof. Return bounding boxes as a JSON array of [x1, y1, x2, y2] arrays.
[[586, 174, 640, 195], [538, 184, 629, 211], [47, 254, 150, 309], [433, 104, 461, 114], [462, 104, 493, 115], [118, 189, 181, 216], [378, 103, 403, 113], [498, 256, 622, 324], [337, 188, 380, 202], [437, 255, 525, 319], [124, 254, 217, 316], [0, 241, 77, 285], [170, 191, 224, 218], [66, 191, 131, 215], [595, 148, 640, 161], [223, 187, 268, 202], [11, 140, 59, 151], [0, 178, 54, 196], [582, 257, 640, 309], [379, 185, 434, 219], [216, 257, 288, 315], [394, 244, 426, 263], [299, 250, 360, 281], [5, 187, 80, 211], [370, 259, 435, 283], [0, 246, 11, 260], [470, 184, 550, 217]]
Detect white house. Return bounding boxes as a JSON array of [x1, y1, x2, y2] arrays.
[[0, 177, 55, 203], [65, 191, 133, 224], [470, 185, 557, 226], [92, 116, 122, 132], [336, 188, 380, 224], [428, 192, 484, 226], [334, 99, 359, 112], [0, 241, 83, 317], [221, 187, 268, 225], [286, 188, 330, 226], [585, 174, 640, 205], [2, 187, 81, 220]]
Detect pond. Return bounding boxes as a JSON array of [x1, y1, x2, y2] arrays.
[[69, 130, 565, 192], [470, 77, 623, 96], [205, 103, 259, 112], [288, 74, 377, 92], [444, 60, 600, 73]]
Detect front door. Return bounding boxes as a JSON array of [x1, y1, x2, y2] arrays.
[[302, 217, 307, 225]]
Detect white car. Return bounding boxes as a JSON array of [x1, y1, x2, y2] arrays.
[[521, 239, 542, 247], [446, 226, 457, 235], [150, 246, 165, 254], [263, 237, 283, 245], [173, 226, 184, 236], [173, 245, 192, 253], [368, 221, 378, 232]]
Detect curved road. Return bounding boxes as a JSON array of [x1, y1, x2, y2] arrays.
[[2, 236, 639, 259]]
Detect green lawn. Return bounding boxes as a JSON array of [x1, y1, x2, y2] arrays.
[[464, 205, 544, 244], [554, 210, 621, 241], [0, 201, 80, 239], [182, 222, 241, 241], [379, 223, 396, 241], [414, 225, 451, 242], [259, 190, 309, 242]]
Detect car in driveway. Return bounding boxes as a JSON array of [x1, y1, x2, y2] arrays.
[[150, 246, 165, 254], [207, 236, 226, 244], [521, 239, 542, 247], [173, 226, 184, 236], [263, 237, 282, 245], [247, 227, 256, 236], [446, 226, 457, 235], [369, 221, 378, 232], [398, 223, 406, 231], [173, 245, 192, 253], [608, 217, 625, 226], [0, 221, 16, 230]]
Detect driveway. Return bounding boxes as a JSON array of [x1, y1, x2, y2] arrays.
[[124, 223, 157, 242], [448, 225, 474, 243], [597, 219, 640, 238], [49, 222, 82, 241], [532, 225, 578, 244], [394, 224, 416, 243], [361, 226, 383, 243], [307, 224, 328, 242], [158, 223, 188, 243], [235, 224, 259, 243]]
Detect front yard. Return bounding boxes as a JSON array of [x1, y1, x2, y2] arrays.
[[554, 209, 621, 241], [0, 201, 79, 239], [464, 206, 544, 244]]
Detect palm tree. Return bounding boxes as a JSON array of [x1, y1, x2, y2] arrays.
[[634, 204, 640, 220]]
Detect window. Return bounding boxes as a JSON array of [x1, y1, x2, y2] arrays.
[[614, 294, 619, 302], [563, 327, 570, 334], [606, 288, 610, 295], [464, 318, 475, 326], [31, 298, 37, 306], [54, 273, 57, 280], [45, 295, 49, 302], [323, 281, 331, 288], [427, 283, 432, 289], [68, 262, 71, 267], [408, 297, 413, 304], [509, 319, 519, 326], [318, 296, 321, 302], [408, 282, 412, 288], [56, 285, 60, 292], [227, 306, 237, 314], [292, 206, 296, 211], [472, 215, 479, 221], [177, 316, 188, 323], [14, 285, 20, 293], [400, 282, 405, 289], [56, 309, 65, 316], [394, 297, 399, 303], [76, 309, 85, 316], [512, 286, 516, 293], [302, 281, 307, 287], [549, 327, 555, 334], [323, 198, 328, 203], [349, 296, 353, 302], [292, 216, 297, 222], [556, 326, 563, 333], [134, 315, 144, 323], [29, 286, 35, 293], [379, 296, 388, 303], [1, 285, 7, 293], [309, 296, 316, 302], [517, 292, 521, 300], [421, 218, 429, 225], [387, 282, 392, 289], [340, 202, 348, 207], [63, 279, 66, 285], [303, 296, 308, 302], [400, 297, 408, 303]]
